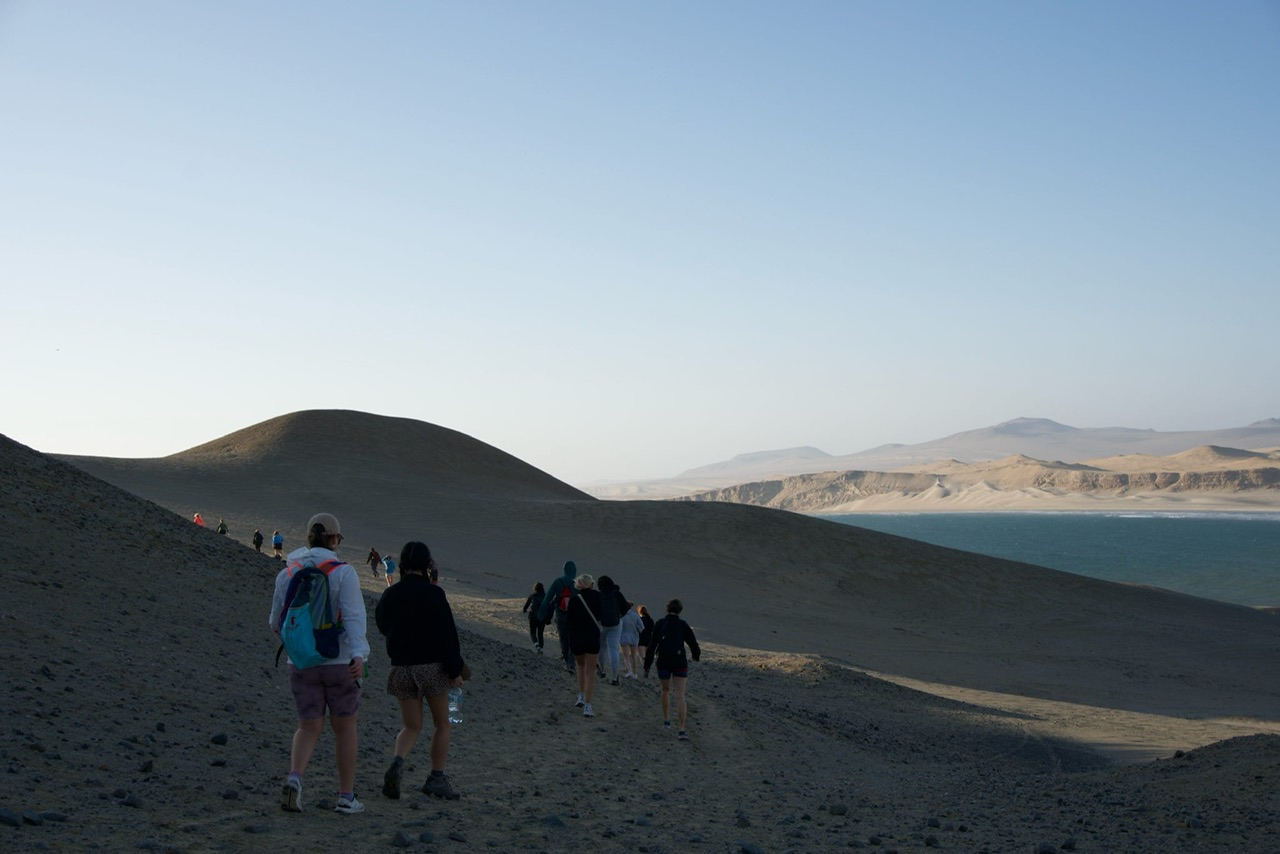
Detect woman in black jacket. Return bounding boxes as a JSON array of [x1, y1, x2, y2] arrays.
[[375, 541, 471, 801], [566, 574, 604, 718]]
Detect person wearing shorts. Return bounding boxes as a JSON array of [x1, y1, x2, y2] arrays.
[[375, 540, 470, 801], [643, 598, 701, 741], [566, 574, 604, 717], [268, 513, 369, 814], [272, 530, 284, 559], [382, 554, 397, 587]]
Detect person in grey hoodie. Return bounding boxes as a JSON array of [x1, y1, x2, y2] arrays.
[[538, 561, 579, 674]]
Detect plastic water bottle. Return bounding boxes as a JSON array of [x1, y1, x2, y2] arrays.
[[447, 688, 463, 725]]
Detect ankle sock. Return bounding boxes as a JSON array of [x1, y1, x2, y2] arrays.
[[430, 770, 444, 779], [338, 791, 354, 800]]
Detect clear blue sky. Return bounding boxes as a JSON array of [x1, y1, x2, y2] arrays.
[[2, 1, 1277, 484]]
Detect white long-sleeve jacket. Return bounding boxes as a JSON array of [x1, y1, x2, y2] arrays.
[[269, 546, 371, 666]]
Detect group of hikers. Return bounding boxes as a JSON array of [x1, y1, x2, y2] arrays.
[[365, 546, 426, 587], [193, 513, 285, 558], [522, 561, 700, 738], [266, 513, 700, 817]]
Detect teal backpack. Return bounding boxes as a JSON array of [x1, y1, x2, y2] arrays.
[[276, 559, 345, 668]]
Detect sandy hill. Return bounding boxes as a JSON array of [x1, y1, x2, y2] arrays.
[[6, 414, 1280, 851], [682, 447, 1280, 515], [590, 417, 1280, 498]]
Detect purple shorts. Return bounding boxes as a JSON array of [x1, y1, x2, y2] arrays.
[[288, 663, 361, 720]]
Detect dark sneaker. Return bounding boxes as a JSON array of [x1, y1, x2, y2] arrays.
[[280, 776, 302, 812], [422, 774, 460, 800], [610, 677, 620, 686], [662, 720, 671, 729], [678, 730, 689, 741], [382, 757, 403, 799]]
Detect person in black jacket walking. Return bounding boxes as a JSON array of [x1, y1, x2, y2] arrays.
[[643, 598, 701, 741], [375, 541, 471, 801], [522, 581, 546, 652]]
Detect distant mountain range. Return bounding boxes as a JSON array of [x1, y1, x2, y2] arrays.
[[587, 417, 1280, 500]]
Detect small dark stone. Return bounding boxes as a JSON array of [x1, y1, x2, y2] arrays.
[[736, 816, 752, 828], [138, 760, 154, 773], [210, 759, 227, 767], [391, 830, 414, 848], [1061, 840, 1077, 851], [155, 723, 166, 733], [22, 809, 44, 826], [925, 835, 940, 848], [1036, 844, 1058, 854], [113, 788, 128, 799], [540, 815, 566, 827], [447, 831, 468, 842], [39, 812, 68, 823], [209, 733, 228, 746], [927, 817, 940, 828], [222, 789, 240, 800], [0, 808, 23, 827], [419, 831, 434, 843], [121, 794, 142, 808], [635, 816, 651, 827], [829, 803, 849, 816], [737, 844, 767, 854], [244, 825, 271, 834]]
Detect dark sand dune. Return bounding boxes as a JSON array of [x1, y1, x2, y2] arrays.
[[6, 415, 1280, 852]]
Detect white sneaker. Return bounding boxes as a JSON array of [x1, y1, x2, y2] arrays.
[[280, 777, 302, 812], [334, 795, 365, 814], [582, 703, 595, 717], [575, 693, 585, 707]]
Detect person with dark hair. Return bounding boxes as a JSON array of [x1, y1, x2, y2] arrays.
[[382, 552, 397, 587], [643, 598, 701, 741], [523, 581, 547, 652], [366, 547, 382, 578], [537, 561, 580, 674], [375, 540, 471, 801], [269, 513, 369, 814], [252, 529, 264, 552], [567, 574, 604, 717], [596, 575, 630, 686]]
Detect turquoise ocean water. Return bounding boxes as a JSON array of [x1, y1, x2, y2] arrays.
[[826, 512, 1280, 608]]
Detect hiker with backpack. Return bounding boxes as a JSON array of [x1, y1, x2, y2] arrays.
[[272, 530, 284, 559], [596, 575, 630, 686], [566, 573, 605, 717], [375, 540, 471, 801], [268, 513, 370, 815], [522, 581, 547, 652], [382, 552, 397, 586], [537, 560, 580, 674], [643, 598, 701, 741]]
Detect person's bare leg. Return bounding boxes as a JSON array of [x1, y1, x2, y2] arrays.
[[425, 693, 452, 771], [673, 676, 688, 729], [583, 653, 599, 702], [575, 654, 588, 695], [330, 714, 358, 792], [394, 698, 423, 758], [660, 678, 671, 722], [290, 717, 325, 774]]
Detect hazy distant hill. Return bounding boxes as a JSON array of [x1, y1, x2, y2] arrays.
[[679, 446, 1280, 514], [588, 416, 1280, 498]]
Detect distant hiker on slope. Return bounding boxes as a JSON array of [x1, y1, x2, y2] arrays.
[[253, 529, 264, 552], [366, 547, 382, 578], [523, 581, 546, 652], [269, 513, 369, 815]]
